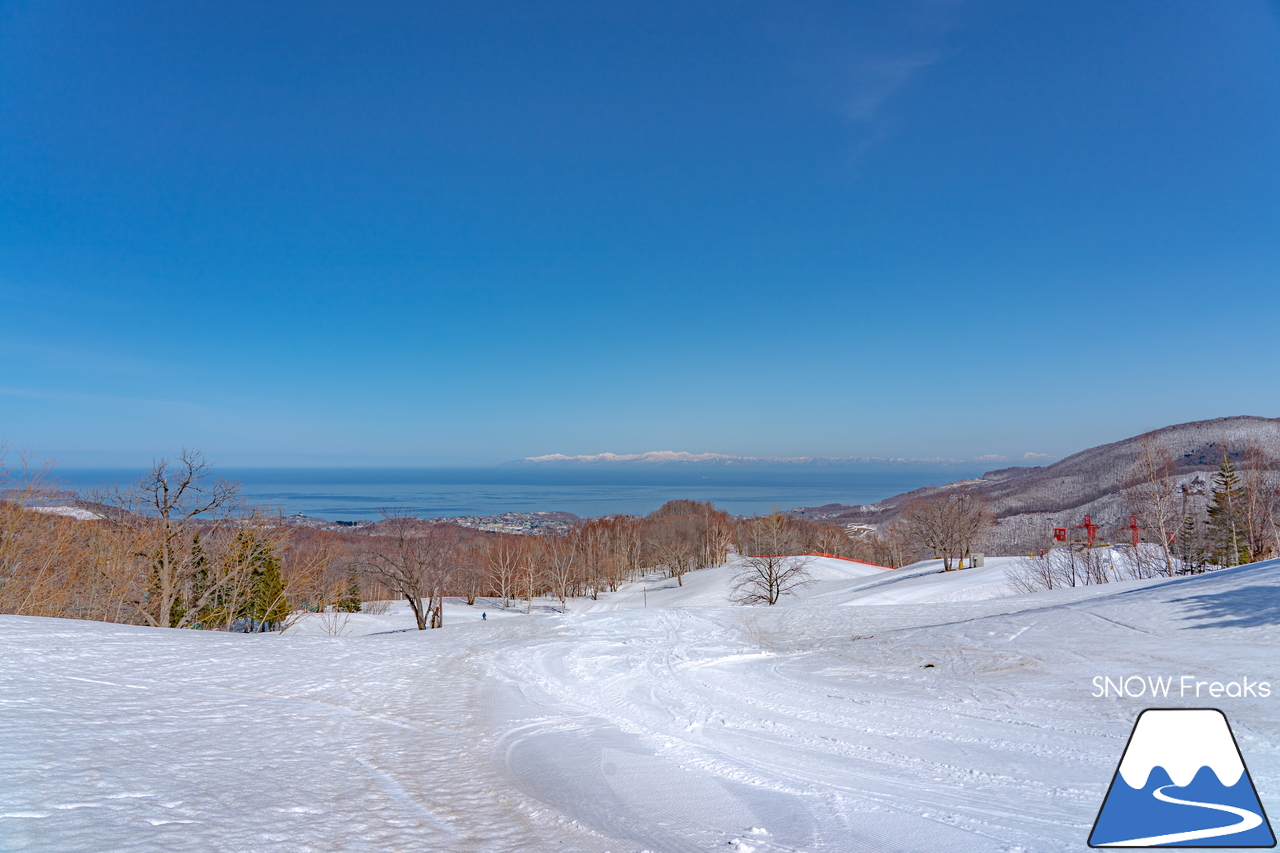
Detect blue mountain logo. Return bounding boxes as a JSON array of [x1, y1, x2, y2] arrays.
[[1090, 709, 1275, 847]]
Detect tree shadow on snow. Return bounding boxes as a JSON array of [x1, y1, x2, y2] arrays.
[[1170, 585, 1280, 630]]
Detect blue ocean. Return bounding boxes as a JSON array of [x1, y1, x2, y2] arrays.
[[49, 465, 994, 521]]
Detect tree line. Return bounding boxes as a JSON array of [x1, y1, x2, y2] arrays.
[[11, 437, 1268, 627], [1006, 438, 1280, 593], [0, 451, 887, 631]]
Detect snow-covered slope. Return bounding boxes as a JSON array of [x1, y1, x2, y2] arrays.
[[3, 558, 1279, 852], [585, 555, 1025, 612]]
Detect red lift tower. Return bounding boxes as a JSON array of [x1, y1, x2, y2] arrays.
[[1077, 514, 1100, 547], [1124, 515, 1142, 547]]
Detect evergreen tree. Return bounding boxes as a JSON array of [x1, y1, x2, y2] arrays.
[[235, 532, 290, 631], [188, 534, 221, 629], [248, 553, 289, 631], [1207, 454, 1251, 567], [222, 529, 291, 631], [336, 568, 363, 613], [1178, 512, 1209, 574]]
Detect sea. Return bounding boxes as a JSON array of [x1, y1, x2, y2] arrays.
[[49, 465, 996, 521]]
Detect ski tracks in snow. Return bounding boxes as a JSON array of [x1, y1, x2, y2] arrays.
[[482, 607, 1103, 851]]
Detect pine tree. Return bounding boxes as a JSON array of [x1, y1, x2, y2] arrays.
[[222, 529, 291, 631], [248, 554, 289, 631], [336, 568, 363, 613], [188, 534, 221, 629], [237, 534, 289, 632], [1177, 512, 1208, 574], [1207, 454, 1251, 568]]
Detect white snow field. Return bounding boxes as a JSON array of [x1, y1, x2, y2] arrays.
[[3, 555, 1279, 852]]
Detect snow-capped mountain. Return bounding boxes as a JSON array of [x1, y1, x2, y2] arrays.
[[1118, 709, 1245, 789], [501, 451, 1046, 467]]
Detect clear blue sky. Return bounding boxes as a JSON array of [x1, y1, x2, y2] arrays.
[[2, 0, 1278, 467]]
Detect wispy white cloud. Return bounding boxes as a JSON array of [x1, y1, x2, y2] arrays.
[[844, 50, 941, 122]]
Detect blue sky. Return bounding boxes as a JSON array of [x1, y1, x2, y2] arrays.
[[2, 0, 1278, 467]]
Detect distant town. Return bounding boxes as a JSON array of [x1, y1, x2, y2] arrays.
[[281, 510, 578, 536]]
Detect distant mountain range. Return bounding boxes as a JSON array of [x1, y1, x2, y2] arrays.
[[501, 451, 1058, 467]]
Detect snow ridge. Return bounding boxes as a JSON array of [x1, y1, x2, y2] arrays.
[[506, 450, 1053, 466]]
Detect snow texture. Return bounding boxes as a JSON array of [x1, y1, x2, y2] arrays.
[[3, 556, 1280, 852]]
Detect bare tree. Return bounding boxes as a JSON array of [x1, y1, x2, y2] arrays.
[[645, 501, 734, 586], [519, 540, 545, 614], [814, 524, 853, 557], [900, 492, 994, 570], [650, 514, 697, 587], [1241, 440, 1279, 562], [731, 512, 813, 606], [544, 537, 577, 612], [362, 510, 459, 630], [484, 536, 525, 608], [1009, 545, 1118, 593], [1125, 436, 1178, 576], [854, 520, 919, 569], [571, 522, 612, 600], [454, 541, 486, 606], [98, 450, 242, 628]]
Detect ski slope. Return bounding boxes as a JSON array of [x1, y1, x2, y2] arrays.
[[3, 557, 1279, 852]]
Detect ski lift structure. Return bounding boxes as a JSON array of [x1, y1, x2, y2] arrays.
[[1049, 513, 1106, 548], [1124, 515, 1142, 547], [1077, 514, 1100, 547], [1052, 513, 1177, 551]]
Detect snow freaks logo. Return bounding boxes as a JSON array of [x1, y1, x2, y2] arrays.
[[1089, 709, 1276, 848], [1092, 676, 1272, 700]]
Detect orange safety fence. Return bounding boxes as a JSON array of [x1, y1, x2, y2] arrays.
[[754, 553, 895, 570], [805, 553, 894, 570]]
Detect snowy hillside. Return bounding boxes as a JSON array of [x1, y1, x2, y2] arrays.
[[3, 557, 1279, 852]]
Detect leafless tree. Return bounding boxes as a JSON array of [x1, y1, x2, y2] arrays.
[[97, 450, 243, 628], [1008, 545, 1118, 593], [1241, 440, 1280, 561], [544, 537, 577, 612], [650, 514, 698, 587], [362, 509, 459, 629], [731, 512, 813, 606], [814, 524, 853, 557], [571, 522, 612, 600], [645, 501, 734, 586], [853, 520, 919, 569], [520, 541, 545, 614], [484, 536, 525, 608], [318, 607, 353, 636], [900, 491, 994, 570], [1115, 544, 1167, 580], [1125, 436, 1177, 575]]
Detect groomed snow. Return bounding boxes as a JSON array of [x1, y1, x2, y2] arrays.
[[3, 556, 1279, 851]]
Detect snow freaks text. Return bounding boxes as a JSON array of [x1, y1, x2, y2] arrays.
[[1092, 676, 1272, 700]]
